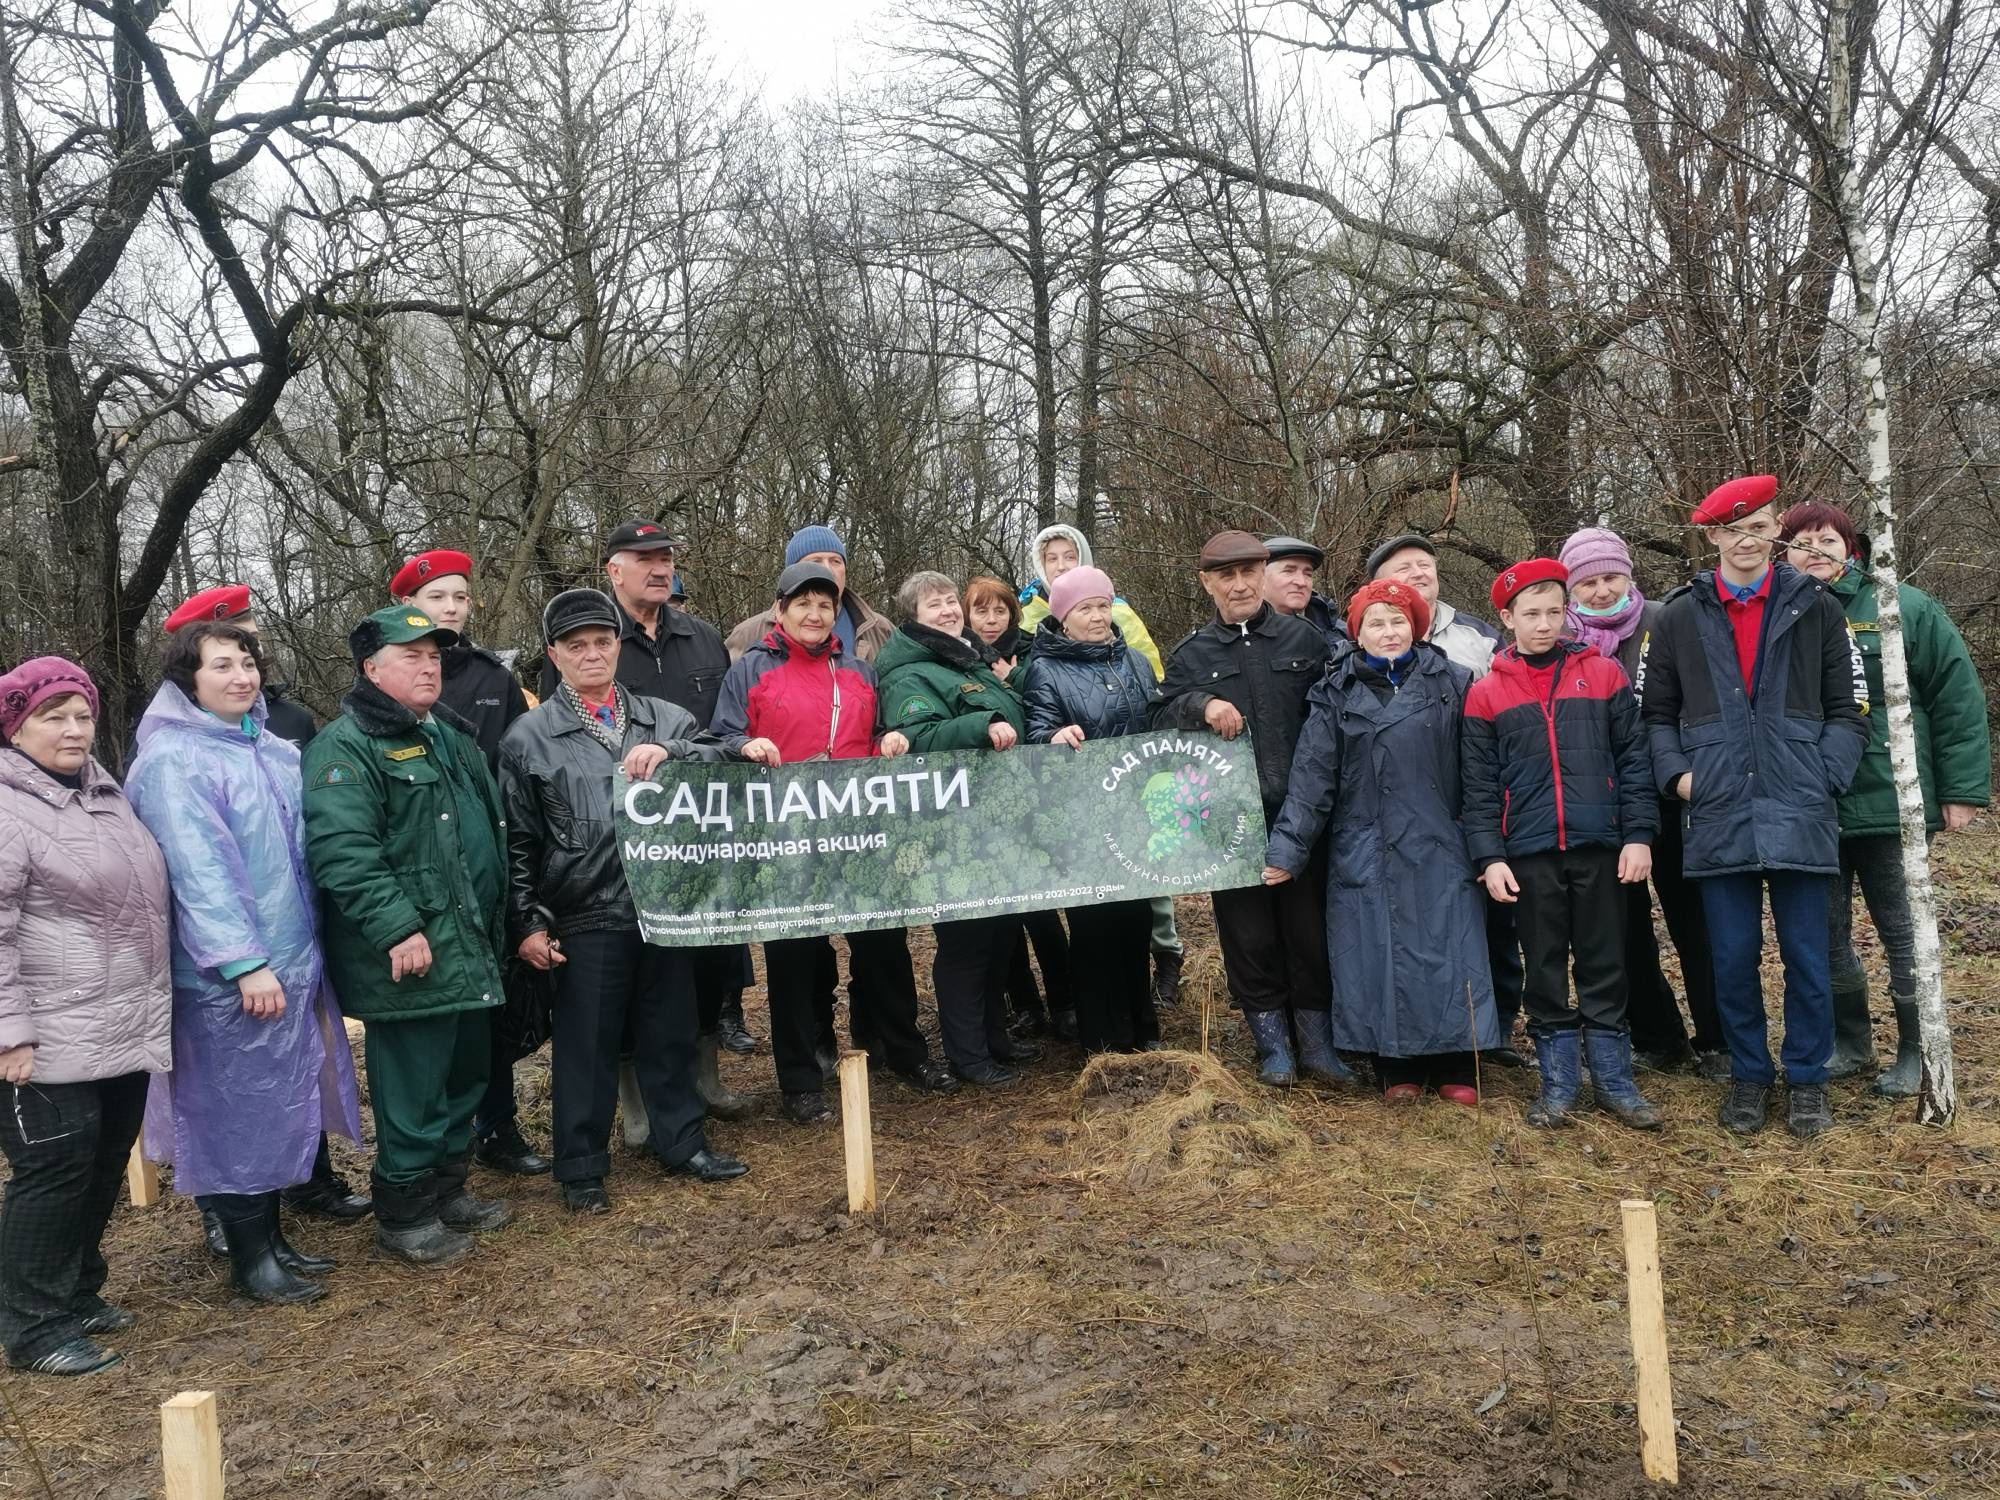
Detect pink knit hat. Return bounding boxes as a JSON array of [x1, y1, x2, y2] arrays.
[[1049, 566, 1115, 623], [0, 656, 99, 743], [1558, 527, 1633, 584]]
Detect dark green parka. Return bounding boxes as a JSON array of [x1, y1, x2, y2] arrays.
[[302, 679, 509, 1022], [876, 623, 1027, 751], [1829, 566, 1991, 838]]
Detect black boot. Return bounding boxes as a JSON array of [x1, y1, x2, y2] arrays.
[[273, 1218, 336, 1277], [281, 1136, 373, 1220], [1827, 972, 1879, 1079], [474, 1119, 552, 1176], [717, 990, 758, 1054], [372, 1174, 475, 1267], [218, 1196, 326, 1305], [1874, 992, 1923, 1098], [200, 1206, 227, 1259], [436, 1152, 515, 1233], [1152, 949, 1184, 1008]]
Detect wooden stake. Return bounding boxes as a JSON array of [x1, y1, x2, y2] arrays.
[[161, 1391, 224, 1499], [126, 1140, 160, 1208], [1620, 1199, 1679, 1485], [837, 1051, 877, 1213]]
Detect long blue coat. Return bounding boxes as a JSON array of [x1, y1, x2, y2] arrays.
[[1266, 645, 1500, 1058], [126, 684, 361, 1197]]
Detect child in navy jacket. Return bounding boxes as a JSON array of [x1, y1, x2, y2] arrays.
[[1462, 559, 1661, 1129]]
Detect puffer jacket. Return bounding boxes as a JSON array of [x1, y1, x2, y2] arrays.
[[1461, 642, 1658, 866], [499, 689, 729, 941], [1018, 620, 1158, 744], [1150, 604, 1329, 819], [1827, 567, 1990, 838], [1426, 600, 1500, 680], [0, 750, 172, 1082], [711, 627, 889, 763], [876, 625, 1027, 751], [1639, 562, 1870, 876]]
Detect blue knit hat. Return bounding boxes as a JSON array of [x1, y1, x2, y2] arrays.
[[785, 525, 846, 567]]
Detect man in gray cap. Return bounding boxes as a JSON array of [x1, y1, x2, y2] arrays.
[[1364, 534, 1499, 679], [498, 589, 750, 1215], [1261, 535, 1340, 644]]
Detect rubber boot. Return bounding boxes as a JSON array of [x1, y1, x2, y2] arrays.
[[618, 1057, 651, 1149], [372, 1175, 474, 1267], [272, 1221, 336, 1277], [697, 1032, 756, 1120], [1582, 1027, 1663, 1130], [1152, 948, 1184, 1008], [1526, 1028, 1582, 1127], [1874, 992, 1923, 1098], [1827, 971, 1879, 1078], [1244, 1010, 1297, 1088], [201, 1206, 227, 1259], [435, 1152, 514, 1233], [218, 1195, 326, 1304], [1291, 1006, 1355, 1085]]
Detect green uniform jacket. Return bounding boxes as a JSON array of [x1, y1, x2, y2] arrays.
[[302, 679, 509, 1022], [1830, 567, 1991, 838], [876, 625, 1028, 752]]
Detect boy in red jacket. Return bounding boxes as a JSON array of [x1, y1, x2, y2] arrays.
[[1462, 560, 1662, 1128]]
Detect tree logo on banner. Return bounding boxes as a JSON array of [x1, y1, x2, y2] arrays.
[[1140, 764, 1218, 861]]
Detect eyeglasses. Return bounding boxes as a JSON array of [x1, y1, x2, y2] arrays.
[[7, 1083, 84, 1148]]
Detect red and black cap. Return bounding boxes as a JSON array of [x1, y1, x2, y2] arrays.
[[602, 520, 678, 562]]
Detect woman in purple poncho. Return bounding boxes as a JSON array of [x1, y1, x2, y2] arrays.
[[126, 621, 362, 1305]]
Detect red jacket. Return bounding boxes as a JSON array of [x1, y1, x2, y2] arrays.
[[712, 627, 884, 763], [1460, 642, 1657, 866]]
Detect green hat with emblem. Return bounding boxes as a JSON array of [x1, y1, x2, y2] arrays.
[[348, 604, 460, 667]]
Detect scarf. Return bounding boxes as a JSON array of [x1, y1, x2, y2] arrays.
[[1564, 583, 1646, 659], [903, 621, 984, 671], [560, 681, 626, 757]]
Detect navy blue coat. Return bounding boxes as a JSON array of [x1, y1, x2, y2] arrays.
[[1267, 643, 1500, 1058], [1020, 621, 1158, 744], [1639, 563, 1870, 877]]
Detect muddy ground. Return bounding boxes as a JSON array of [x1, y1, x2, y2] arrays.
[[4, 834, 1999, 1499]]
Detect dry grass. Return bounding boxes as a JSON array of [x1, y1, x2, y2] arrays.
[[4, 836, 2000, 1497]]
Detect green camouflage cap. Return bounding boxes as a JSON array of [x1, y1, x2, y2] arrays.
[[348, 605, 460, 666]]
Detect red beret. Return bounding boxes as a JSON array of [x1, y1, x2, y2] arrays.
[[390, 549, 474, 598], [1491, 558, 1569, 613], [1345, 579, 1431, 642], [1691, 475, 1778, 528], [163, 584, 253, 634]]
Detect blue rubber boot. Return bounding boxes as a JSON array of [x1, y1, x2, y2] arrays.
[[1291, 1006, 1355, 1085], [1526, 1028, 1582, 1127], [1583, 1027, 1664, 1130], [1244, 1010, 1297, 1088]]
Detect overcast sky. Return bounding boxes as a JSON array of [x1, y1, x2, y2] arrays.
[[688, 0, 879, 100]]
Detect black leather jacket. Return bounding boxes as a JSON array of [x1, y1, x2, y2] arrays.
[[497, 690, 728, 941], [1150, 604, 1328, 818]]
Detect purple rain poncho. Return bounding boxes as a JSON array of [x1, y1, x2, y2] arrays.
[[126, 683, 361, 1196]]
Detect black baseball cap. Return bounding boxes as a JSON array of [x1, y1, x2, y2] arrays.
[[601, 520, 678, 561], [775, 561, 841, 602]]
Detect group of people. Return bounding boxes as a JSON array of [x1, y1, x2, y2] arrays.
[[0, 477, 1986, 1380]]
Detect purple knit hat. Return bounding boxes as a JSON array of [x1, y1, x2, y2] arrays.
[[1557, 527, 1633, 584], [1048, 566, 1115, 623], [0, 656, 100, 743]]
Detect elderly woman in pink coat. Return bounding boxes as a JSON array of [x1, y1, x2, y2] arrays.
[[0, 657, 172, 1377]]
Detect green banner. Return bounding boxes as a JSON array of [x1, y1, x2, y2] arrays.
[[615, 731, 1268, 945]]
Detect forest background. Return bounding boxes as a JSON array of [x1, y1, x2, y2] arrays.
[[5, 0, 2000, 754]]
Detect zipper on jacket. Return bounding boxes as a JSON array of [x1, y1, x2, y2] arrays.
[[1541, 661, 1567, 849]]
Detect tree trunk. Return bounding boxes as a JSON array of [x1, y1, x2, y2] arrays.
[[1826, 0, 1954, 1123]]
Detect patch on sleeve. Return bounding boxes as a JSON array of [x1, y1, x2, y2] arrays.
[[899, 695, 940, 719], [314, 760, 360, 787]]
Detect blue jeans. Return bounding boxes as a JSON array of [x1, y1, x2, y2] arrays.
[[1699, 871, 1834, 1086]]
